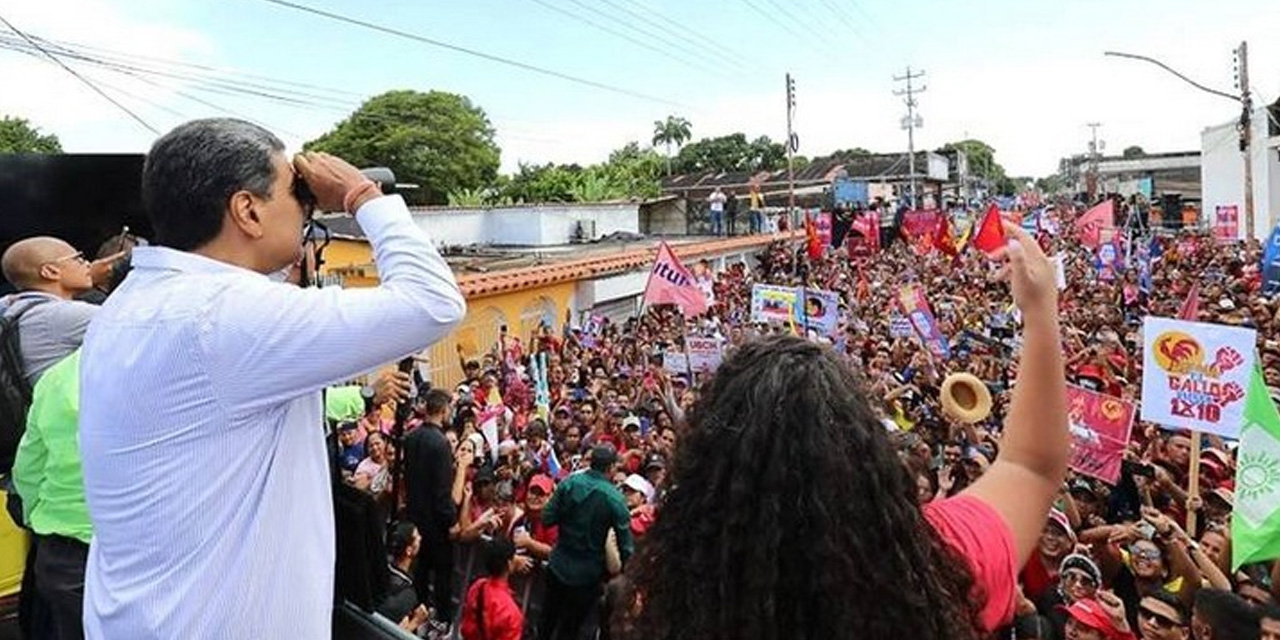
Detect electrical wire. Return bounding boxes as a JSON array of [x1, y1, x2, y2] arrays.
[[523, 0, 727, 78], [249, 0, 689, 108], [0, 13, 158, 134], [613, 0, 772, 73], [589, 0, 748, 72]]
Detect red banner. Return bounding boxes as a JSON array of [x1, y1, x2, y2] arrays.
[[1066, 385, 1136, 484], [902, 209, 941, 237]]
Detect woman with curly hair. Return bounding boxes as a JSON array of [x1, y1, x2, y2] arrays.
[[620, 222, 1069, 640]]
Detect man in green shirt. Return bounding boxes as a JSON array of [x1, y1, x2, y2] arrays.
[[12, 349, 88, 640], [539, 444, 634, 640]]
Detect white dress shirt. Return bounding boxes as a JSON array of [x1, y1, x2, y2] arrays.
[[78, 195, 465, 639]]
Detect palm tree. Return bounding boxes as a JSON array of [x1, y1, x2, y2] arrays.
[[652, 115, 692, 175]]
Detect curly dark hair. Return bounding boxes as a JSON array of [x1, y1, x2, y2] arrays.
[[619, 335, 984, 640]]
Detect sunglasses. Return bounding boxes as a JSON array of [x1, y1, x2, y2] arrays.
[[1138, 607, 1183, 629], [1131, 547, 1162, 562]]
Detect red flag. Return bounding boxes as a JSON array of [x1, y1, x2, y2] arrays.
[[933, 212, 958, 257], [643, 241, 708, 316], [970, 204, 1006, 255], [1178, 283, 1201, 321], [1074, 200, 1114, 249]]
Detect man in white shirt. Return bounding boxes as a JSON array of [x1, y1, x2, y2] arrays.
[[78, 118, 466, 639], [707, 187, 727, 236]]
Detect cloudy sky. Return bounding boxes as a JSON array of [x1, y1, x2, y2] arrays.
[[1, 0, 1277, 177]]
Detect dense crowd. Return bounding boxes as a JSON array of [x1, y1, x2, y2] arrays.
[[330, 200, 1279, 639]]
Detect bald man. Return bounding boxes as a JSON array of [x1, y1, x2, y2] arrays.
[[0, 236, 98, 386]]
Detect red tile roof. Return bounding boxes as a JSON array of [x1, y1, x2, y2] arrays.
[[457, 233, 799, 299]]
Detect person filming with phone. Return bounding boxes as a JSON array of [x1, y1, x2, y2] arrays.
[[77, 118, 466, 639]]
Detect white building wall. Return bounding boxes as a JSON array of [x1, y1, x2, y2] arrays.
[[411, 203, 641, 247], [1201, 111, 1280, 240]]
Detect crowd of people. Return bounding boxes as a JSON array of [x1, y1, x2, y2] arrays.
[[328, 198, 1278, 639], [3, 117, 1279, 640]]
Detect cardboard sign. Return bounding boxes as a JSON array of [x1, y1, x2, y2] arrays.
[[800, 288, 840, 336], [816, 212, 833, 248], [686, 337, 723, 373], [1066, 385, 1136, 484], [1140, 317, 1257, 437], [750, 284, 800, 325], [662, 351, 689, 375]]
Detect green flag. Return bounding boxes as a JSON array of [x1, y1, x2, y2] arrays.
[[1231, 365, 1280, 570]]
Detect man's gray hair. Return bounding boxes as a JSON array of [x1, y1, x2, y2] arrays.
[[143, 118, 284, 251]]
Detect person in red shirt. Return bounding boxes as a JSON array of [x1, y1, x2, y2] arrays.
[[513, 474, 558, 560], [620, 223, 1071, 640], [460, 537, 525, 640]]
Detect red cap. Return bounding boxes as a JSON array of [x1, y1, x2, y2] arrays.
[[528, 474, 555, 496], [1061, 599, 1122, 638]]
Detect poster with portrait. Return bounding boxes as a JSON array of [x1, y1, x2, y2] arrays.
[[1066, 385, 1136, 484], [1140, 317, 1257, 437], [801, 289, 840, 336]]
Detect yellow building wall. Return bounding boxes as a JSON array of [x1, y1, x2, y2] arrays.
[[317, 240, 576, 388], [423, 281, 577, 389]]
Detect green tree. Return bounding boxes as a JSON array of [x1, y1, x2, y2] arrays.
[[0, 116, 62, 153], [674, 133, 787, 174], [651, 115, 692, 175], [305, 90, 500, 206], [1122, 145, 1145, 159]]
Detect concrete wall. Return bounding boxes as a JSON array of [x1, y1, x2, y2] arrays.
[[1201, 113, 1280, 240], [640, 199, 687, 235], [412, 202, 641, 248]]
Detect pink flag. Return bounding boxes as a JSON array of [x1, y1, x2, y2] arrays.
[[1074, 200, 1114, 249], [643, 242, 708, 316]]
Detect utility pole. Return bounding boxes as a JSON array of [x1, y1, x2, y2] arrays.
[[1086, 122, 1103, 201], [786, 72, 798, 217], [893, 67, 926, 208], [1104, 46, 1258, 238], [1234, 41, 1255, 236]]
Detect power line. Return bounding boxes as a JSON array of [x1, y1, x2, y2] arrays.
[[614, 0, 772, 73], [249, 0, 689, 108], [523, 0, 725, 78], [812, 0, 864, 38], [591, 0, 747, 72], [0, 13, 158, 134]]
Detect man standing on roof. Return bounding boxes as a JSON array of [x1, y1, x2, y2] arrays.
[[708, 187, 727, 237]]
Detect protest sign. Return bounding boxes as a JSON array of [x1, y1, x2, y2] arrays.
[[815, 212, 833, 248], [902, 209, 940, 237], [686, 337, 723, 373], [751, 284, 800, 324], [800, 288, 840, 336], [1066, 385, 1136, 484], [662, 351, 689, 375], [1140, 317, 1257, 437], [889, 315, 913, 338], [897, 284, 950, 359], [1213, 205, 1239, 241]]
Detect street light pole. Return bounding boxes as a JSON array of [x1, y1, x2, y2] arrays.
[[1104, 47, 1255, 237]]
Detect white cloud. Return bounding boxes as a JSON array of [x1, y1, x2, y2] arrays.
[[0, 0, 211, 150]]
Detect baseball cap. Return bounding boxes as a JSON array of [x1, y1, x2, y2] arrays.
[[1069, 478, 1098, 498], [622, 474, 656, 503], [1059, 553, 1102, 586], [1060, 599, 1123, 638], [337, 420, 359, 432], [1047, 508, 1077, 542], [528, 474, 555, 496], [1207, 487, 1235, 508], [643, 454, 667, 472], [622, 415, 642, 431]]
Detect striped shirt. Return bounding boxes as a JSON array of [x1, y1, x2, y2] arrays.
[[78, 195, 465, 639]]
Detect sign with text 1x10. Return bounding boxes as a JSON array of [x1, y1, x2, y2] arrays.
[[1140, 316, 1256, 438]]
